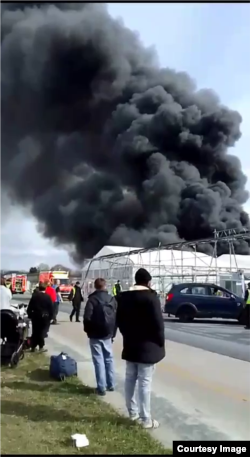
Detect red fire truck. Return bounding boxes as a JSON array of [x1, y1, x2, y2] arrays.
[[4, 274, 27, 294], [38, 270, 73, 300]]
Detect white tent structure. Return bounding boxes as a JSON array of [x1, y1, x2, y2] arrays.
[[216, 254, 250, 270], [82, 244, 250, 296]]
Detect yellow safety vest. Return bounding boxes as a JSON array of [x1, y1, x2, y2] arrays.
[[215, 290, 223, 297], [72, 287, 75, 298], [246, 290, 250, 305], [112, 284, 122, 296]]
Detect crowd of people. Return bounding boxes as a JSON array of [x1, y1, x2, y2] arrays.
[[27, 272, 250, 428], [1, 272, 250, 429], [27, 279, 84, 351], [0, 277, 84, 352], [0, 270, 165, 428]]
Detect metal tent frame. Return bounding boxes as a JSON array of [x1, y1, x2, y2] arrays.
[[82, 228, 250, 296]]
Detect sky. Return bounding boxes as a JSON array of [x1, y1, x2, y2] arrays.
[[1, 2, 250, 270]]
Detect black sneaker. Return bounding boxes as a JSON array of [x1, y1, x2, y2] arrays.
[[69, 316, 72, 322], [107, 387, 115, 392], [76, 320, 81, 323], [96, 389, 106, 396]]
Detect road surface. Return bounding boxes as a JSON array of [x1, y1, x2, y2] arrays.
[[163, 317, 250, 362], [13, 293, 250, 362]]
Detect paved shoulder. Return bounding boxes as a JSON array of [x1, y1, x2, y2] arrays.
[[47, 312, 250, 445]]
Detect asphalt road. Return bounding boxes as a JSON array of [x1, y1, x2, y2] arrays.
[[163, 317, 250, 362], [13, 293, 250, 362]]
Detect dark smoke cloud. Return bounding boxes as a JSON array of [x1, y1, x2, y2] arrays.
[[1, 2, 250, 262]]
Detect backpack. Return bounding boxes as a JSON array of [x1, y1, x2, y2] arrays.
[[95, 296, 116, 337], [50, 352, 77, 381]]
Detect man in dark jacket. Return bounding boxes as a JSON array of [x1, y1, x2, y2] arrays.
[[116, 268, 165, 429], [27, 282, 54, 352], [69, 281, 83, 322], [84, 278, 117, 396]]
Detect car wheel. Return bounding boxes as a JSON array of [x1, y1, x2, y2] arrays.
[[177, 306, 195, 323]]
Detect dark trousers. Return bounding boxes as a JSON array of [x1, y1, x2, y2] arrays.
[[53, 302, 59, 322], [45, 321, 50, 338], [70, 302, 81, 321], [31, 317, 49, 349], [245, 305, 250, 328]]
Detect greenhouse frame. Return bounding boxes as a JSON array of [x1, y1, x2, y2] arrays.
[[82, 228, 250, 299]]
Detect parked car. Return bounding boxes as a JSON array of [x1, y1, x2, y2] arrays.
[[164, 282, 245, 324]]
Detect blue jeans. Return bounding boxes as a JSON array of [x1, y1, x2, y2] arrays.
[[125, 361, 155, 425], [89, 338, 115, 392]]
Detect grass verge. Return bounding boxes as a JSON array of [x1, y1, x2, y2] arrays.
[[1, 353, 171, 455]]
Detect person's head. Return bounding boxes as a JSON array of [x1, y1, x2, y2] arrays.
[[38, 282, 46, 292], [56, 286, 60, 293], [76, 281, 80, 287], [47, 280, 51, 287], [94, 278, 106, 291], [135, 268, 152, 287], [1, 277, 6, 287], [117, 280, 120, 284]]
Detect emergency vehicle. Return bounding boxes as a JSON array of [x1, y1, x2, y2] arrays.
[[36, 270, 72, 300], [4, 274, 27, 294]]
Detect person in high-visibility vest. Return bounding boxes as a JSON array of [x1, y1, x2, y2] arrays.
[[214, 288, 223, 297], [244, 283, 250, 329], [69, 282, 83, 322], [112, 280, 122, 296]]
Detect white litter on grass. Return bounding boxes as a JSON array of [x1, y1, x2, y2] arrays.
[[71, 433, 89, 449]]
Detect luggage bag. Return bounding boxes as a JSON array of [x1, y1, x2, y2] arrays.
[[50, 352, 77, 381]]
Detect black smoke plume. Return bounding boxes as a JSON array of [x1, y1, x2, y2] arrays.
[[1, 2, 250, 261]]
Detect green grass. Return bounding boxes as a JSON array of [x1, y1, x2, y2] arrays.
[[1, 353, 171, 454]]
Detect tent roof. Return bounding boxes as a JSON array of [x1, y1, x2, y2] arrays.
[[82, 245, 250, 272]]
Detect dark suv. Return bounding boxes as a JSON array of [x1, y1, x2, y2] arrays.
[[164, 282, 245, 323]]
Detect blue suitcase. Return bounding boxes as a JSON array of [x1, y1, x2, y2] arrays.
[[50, 352, 77, 381]]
